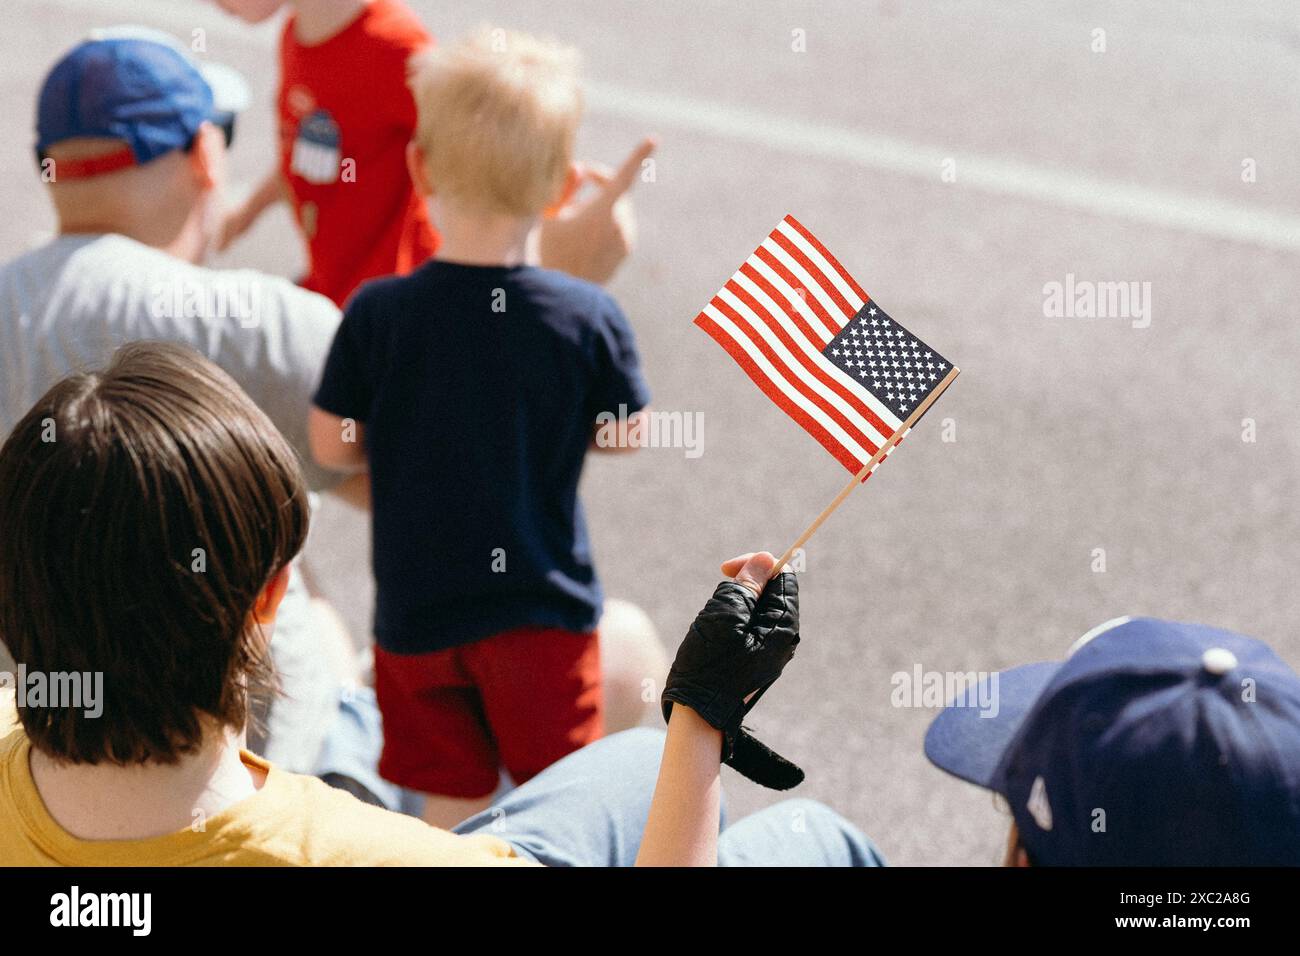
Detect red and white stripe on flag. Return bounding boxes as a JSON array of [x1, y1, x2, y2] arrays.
[[694, 215, 905, 477]]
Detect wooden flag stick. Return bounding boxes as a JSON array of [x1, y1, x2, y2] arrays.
[[769, 365, 961, 579]]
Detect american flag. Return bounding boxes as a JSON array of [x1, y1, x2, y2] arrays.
[[694, 215, 957, 478]]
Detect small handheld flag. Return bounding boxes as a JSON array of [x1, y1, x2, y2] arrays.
[[694, 214, 959, 575]]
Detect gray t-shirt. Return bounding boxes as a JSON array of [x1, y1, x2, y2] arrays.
[[0, 233, 340, 489], [0, 233, 346, 772]]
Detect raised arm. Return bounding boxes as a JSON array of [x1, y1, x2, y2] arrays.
[[538, 138, 656, 284], [636, 551, 802, 866], [636, 703, 725, 866]]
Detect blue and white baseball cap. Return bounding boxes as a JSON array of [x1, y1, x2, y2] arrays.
[[925, 616, 1300, 865], [36, 26, 250, 178]]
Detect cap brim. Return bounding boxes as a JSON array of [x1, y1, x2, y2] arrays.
[[923, 661, 1058, 790]]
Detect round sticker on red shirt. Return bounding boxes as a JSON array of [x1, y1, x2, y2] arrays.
[[286, 84, 316, 118], [290, 109, 342, 185]]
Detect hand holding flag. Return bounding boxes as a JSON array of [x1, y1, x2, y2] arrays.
[[663, 552, 804, 790]]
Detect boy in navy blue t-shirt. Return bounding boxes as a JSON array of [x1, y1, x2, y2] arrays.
[[309, 27, 651, 827]]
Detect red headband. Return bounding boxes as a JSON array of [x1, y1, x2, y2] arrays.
[[45, 146, 138, 180]]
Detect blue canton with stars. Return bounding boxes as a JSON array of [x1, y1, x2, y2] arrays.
[[822, 302, 952, 422]]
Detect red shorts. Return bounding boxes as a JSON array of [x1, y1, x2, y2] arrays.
[[374, 626, 603, 797]]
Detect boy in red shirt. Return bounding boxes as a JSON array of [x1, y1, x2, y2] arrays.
[[215, 0, 654, 306]]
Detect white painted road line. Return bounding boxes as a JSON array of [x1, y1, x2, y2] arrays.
[[28, 0, 1300, 254], [585, 80, 1300, 254]]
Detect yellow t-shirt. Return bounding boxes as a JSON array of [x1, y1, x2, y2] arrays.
[[0, 692, 538, 867]]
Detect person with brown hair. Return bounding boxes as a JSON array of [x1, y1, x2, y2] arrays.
[[2, 28, 352, 777], [0, 342, 875, 866], [0, 341, 307, 768]]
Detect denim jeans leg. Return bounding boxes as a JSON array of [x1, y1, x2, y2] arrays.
[[717, 798, 886, 866], [454, 727, 674, 866]]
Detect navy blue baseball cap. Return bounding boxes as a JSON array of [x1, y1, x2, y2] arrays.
[[925, 616, 1300, 865], [36, 27, 250, 178]]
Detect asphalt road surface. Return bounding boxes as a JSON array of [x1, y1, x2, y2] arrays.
[[2, 0, 1298, 865]]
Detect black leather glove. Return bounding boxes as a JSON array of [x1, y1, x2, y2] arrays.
[[661, 570, 803, 790]]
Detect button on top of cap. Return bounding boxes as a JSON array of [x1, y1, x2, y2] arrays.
[[1201, 647, 1238, 675]]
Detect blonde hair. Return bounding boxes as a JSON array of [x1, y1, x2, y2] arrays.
[[408, 26, 582, 217]]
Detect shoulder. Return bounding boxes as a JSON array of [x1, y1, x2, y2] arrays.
[[278, 12, 295, 53], [10, 235, 335, 325], [0, 235, 161, 309], [336, 274, 410, 343], [521, 267, 627, 328], [238, 269, 338, 328], [364, 0, 433, 53], [34, 233, 178, 283], [347, 268, 419, 312], [144, 254, 342, 385], [341, 267, 439, 333], [256, 766, 535, 866], [0, 243, 57, 300], [0, 238, 68, 279]]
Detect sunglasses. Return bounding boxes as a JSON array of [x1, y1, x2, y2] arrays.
[[184, 112, 237, 153], [214, 112, 236, 148]]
